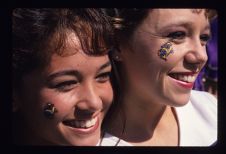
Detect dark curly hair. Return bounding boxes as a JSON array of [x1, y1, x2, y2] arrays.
[[12, 8, 114, 89]]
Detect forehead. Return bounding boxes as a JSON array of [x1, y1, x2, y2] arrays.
[[144, 9, 209, 29], [149, 9, 207, 18]]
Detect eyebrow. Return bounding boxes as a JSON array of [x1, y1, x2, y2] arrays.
[[98, 61, 111, 72], [46, 61, 111, 81], [160, 21, 210, 32], [46, 70, 82, 82]]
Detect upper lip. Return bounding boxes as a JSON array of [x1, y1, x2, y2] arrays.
[[168, 67, 200, 74], [74, 108, 100, 119], [62, 116, 98, 129], [168, 71, 198, 83], [168, 69, 199, 75], [169, 72, 197, 75], [63, 109, 101, 124], [63, 116, 97, 122], [63, 112, 100, 122]]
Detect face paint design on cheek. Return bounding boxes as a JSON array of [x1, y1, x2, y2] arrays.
[[158, 42, 174, 61], [43, 103, 58, 119]]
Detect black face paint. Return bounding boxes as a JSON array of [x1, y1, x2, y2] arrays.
[[43, 103, 58, 119]]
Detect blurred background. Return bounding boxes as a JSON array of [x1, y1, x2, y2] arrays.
[[193, 16, 218, 98]]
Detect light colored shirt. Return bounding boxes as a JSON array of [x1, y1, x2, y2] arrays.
[[99, 90, 217, 146], [175, 90, 217, 146], [97, 132, 132, 146]]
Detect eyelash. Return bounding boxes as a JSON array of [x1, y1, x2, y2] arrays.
[[166, 31, 186, 43], [96, 72, 111, 83], [54, 80, 78, 92], [200, 34, 211, 43], [167, 31, 186, 40], [166, 31, 211, 44], [52, 72, 111, 92]]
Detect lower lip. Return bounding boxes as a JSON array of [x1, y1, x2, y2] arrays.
[[170, 77, 194, 89], [66, 118, 100, 135]]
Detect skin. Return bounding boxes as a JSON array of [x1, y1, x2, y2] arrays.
[[14, 32, 113, 145], [112, 9, 210, 146]]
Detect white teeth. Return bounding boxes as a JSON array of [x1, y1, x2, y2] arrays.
[[188, 76, 196, 82], [86, 120, 92, 128], [72, 117, 97, 128], [177, 75, 196, 83], [81, 121, 86, 128]]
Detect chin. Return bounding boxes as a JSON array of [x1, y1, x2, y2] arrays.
[[70, 137, 99, 146], [57, 117, 102, 146], [170, 93, 191, 107]]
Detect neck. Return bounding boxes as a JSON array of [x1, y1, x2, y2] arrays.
[[108, 91, 179, 146]]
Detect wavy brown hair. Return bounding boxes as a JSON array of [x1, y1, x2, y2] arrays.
[[13, 8, 114, 89]]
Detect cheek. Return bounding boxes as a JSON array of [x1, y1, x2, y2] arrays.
[[100, 83, 113, 109], [40, 89, 76, 117], [103, 83, 113, 106], [158, 44, 184, 69]]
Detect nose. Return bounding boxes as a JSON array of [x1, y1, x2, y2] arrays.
[[75, 82, 102, 114], [184, 37, 208, 65]]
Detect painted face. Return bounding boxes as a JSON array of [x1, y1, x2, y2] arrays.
[[16, 33, 113, 145], [121, 9, 210, 107]]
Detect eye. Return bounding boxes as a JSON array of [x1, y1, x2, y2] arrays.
[[167, 31, 186, 41], [200, 34, 211, 44], [54, 80, 78, 92], [96, 72, 111, 83]]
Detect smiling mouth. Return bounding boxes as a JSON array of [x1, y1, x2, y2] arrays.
[[63, 117, 97, 129], [168, 73, 196, 83]]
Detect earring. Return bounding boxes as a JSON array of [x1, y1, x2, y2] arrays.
[[43, 103, 57, 119], [114, 54, 122, 61], [115, 55, 120, 60], [158, 42, 174, 61]]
